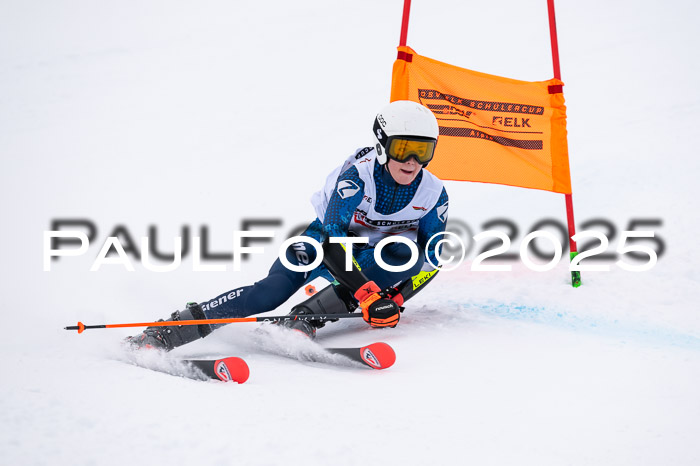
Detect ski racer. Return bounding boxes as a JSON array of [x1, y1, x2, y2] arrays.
[[127, 100, 449, 350]]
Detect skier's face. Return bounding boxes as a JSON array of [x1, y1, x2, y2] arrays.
[[387, 158, 421, 185]]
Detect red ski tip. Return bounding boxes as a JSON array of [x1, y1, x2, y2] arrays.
[[214, 357, 250, 383], [360, 342, 396, 370]]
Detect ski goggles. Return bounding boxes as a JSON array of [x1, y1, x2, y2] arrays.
[[386, 136, 437, 165]]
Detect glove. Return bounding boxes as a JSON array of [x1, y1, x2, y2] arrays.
[[354, 281, 404, 328]]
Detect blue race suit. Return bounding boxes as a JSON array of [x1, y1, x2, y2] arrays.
[[202, 148, 449, 319]]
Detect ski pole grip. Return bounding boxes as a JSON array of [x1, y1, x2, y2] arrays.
[[64, 322, 86, 333]]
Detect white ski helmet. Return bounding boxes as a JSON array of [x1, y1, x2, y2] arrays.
[[373, 100, 439, 166]]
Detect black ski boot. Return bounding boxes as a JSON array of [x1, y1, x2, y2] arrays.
[[125, 302, 212, 351], [280, 284, 356, 339]]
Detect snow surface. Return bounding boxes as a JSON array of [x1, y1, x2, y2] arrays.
[[1, 0, 700, 465]]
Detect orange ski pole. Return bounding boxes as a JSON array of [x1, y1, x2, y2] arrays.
[[65, 313, 364, 334]]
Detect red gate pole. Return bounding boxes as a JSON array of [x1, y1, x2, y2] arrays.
[[399, 0, 412, 47], [547, 0, 581, 287]]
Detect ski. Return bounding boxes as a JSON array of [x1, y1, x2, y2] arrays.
[[251, 325, 397, 370], [120, 350, 250, 383], [185, 357, 250, 383], [325, 342, 396, 370], [180, 343, 395, 373], [256, 341, 396, 370]]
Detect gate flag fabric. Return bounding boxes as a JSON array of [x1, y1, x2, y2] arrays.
[[391, 46, 572, 194]]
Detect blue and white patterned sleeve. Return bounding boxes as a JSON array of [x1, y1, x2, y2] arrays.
[[417, 187, 449, 269], [322, 166, 365, 240]]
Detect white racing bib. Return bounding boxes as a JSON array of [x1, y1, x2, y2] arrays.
[[311, 148, 444, 247]]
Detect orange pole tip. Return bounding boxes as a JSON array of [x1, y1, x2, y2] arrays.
[[304, 285, 317, 296], [77, 322, 85, 334]]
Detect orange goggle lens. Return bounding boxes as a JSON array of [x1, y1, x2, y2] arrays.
[[387, 138, 436, 164]]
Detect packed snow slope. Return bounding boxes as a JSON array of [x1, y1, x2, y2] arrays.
[[1, 1, 699, 465]]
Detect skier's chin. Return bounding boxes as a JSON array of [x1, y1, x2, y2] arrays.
[[386, 158, 421, 185], [393, 168, 419, 185]]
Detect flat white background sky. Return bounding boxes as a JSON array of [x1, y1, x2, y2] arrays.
[[1, 1, 699, 465]]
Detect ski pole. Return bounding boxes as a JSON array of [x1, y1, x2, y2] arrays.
[[64, 313, 365, 334]]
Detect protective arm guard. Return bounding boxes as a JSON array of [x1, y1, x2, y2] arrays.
[[394, 268, 440, 303], [321, 238, 371, 292], [322, 239, 403, 328], [322, 238, 440, 304]]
